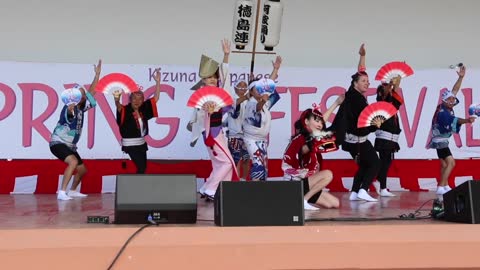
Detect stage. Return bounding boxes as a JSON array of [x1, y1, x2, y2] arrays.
[[0, 192, 479, 270]]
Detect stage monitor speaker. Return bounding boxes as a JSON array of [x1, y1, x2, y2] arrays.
[[214, 181, 304, 226], [443, 180, 480, 224], [114, 174, 197, 224]]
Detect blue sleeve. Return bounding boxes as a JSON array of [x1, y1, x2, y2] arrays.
[[82, 92, 96, 112], [268, 91, 280, 110], [452, 117, 462, 133]]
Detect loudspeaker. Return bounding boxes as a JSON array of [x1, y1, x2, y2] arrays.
[[443, 180, 480, 224], [214, 181, 305, 226], [114, 174, 197, 224]]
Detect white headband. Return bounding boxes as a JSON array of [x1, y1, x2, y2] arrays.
[[442, 90, 455, 101], [234, 79, 248, 89]]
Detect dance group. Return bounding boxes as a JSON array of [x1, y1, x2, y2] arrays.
[[49, 42, 475, 211]]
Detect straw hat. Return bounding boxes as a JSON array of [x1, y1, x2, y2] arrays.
[[191, 55, 220, 90]]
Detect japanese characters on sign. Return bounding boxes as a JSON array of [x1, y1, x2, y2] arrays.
[[233, 0, 254, 50], [260, 0, 283, 51]]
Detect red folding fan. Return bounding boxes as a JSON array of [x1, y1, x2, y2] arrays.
[[357, 101, 398, 128], [187, 86, 234, 112], [375, 61, 414, 82], [96, 73, 139, 94]]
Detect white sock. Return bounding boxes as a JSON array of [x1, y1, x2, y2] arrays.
[[204, 189, 215, 197], [304, 199, 320, 210], [436, 186, 446, 195], [349, 192, 361, 201], [357, 189, 378, 202], [68, 190, 87, 198], [57, 190, 72, 201], [199, 185, 206, 194], [379, 189, 396, 197]]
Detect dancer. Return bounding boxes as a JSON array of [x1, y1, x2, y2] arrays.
[[187, 39, 239, 199], [373, 72, 403, 197], [243, 56, 282, 181], [282, 97, 343, 210], [427, 65, 474, 195], [50, 60, 102, 200], [337, 44, 382, 202], [226, 79, 251, 180], [113, 70, 161, 174], [226, 56, 282, 181]]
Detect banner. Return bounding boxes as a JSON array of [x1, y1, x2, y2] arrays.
[[1, 61, 480, 160]]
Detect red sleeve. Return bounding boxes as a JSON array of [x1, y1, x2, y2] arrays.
[[392, 90, 404, 106], [116, 105, 127, 127], [150, 98, 158, 117], [283, 135, 305, 173]]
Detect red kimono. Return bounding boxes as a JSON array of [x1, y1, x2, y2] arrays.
[[282, 134, 323, 180]]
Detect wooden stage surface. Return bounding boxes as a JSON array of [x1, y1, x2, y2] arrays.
[[0, 192, 479, 270]]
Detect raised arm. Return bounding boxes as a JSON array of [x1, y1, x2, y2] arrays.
[[270, 56, 282, 81], [256, 94, 269, 112], [392, 75, 401, 91], [451, 65, 466, 95], [380, 75, 401, 98], [323, 94, 345, 122], [222, 39, 231, 64], [389, 75, 404, 107], [113, 90, 123, 113], [219, 39, 232, 90], [358, 44, 366, 72], [67, 104, 76, 117], [88, 59, 102, 95], [153, 69, 161, 102], [236, 94, 249, 106]]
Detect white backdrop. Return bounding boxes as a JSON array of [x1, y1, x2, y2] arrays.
[[1, 61, 480, 160], [0, 0, 480, 69]]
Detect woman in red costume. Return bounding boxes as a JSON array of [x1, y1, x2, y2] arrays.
[[282, 97, 343, 210]]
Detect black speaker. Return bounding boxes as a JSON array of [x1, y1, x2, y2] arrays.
[[114, 174, 197, 224], [443, 180, 480, 224], [214, 181, 305, 226]]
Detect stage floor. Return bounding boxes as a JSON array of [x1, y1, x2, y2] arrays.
[[2, 192, 480, 270], [0, 191, 443, 229]]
